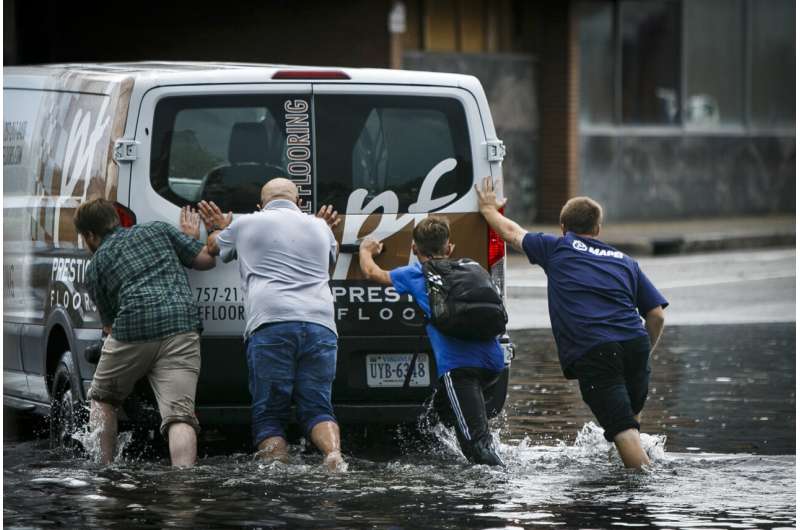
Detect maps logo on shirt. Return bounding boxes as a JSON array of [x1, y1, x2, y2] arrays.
[[572, 239, 624, 259]]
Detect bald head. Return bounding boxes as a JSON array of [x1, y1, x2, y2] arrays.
[[261, 178, 299, 207]]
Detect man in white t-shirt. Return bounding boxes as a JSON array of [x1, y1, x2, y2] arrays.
[[199, 178, 344, 471]]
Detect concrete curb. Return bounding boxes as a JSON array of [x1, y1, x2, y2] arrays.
[[607, 232, 796, 256]]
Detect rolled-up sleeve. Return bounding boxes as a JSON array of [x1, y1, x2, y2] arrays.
[[216, 220, 239, 263]]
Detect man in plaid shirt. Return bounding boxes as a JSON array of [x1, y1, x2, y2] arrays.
[[75, 198, 216, 467]]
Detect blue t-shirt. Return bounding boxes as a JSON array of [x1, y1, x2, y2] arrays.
[[390, 262, 505, 379], [522, 231, 668, 375]]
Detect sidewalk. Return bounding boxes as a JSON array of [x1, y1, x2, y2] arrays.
[[521, 214, 795, 256]]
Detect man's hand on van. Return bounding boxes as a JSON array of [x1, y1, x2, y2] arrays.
[[475, 176, 508, 213], [179, 206, 202, 240], [476, 176, 527, 252], [358, 238, 392, 285], [360, 238, 383, 257], [198, 201, 233, 233], [316, 204, 340, 230]]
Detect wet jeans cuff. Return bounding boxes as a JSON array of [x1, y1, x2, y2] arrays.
[[304, 414, 337, 438], [253, 423, 287, 448]]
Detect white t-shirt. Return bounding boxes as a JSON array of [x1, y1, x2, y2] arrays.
[[216, 199, 338, 337]]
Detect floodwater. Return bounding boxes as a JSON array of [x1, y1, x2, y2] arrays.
[[4, 323, 796, 529]]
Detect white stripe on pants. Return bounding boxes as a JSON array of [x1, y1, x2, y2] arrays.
[[443, 372, 471, 441]]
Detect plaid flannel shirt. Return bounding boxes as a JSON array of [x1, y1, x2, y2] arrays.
[[85, 222, 204, 342]]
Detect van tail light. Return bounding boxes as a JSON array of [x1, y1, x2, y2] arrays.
[[488, 207, 506, 268], [272, 70, 350, 80], [113, 202, 137, 228], [488, 207, 507, 299]]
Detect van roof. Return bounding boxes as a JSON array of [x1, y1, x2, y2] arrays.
[[4, 61, 481, 91]]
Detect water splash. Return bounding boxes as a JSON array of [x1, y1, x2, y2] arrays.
[[71, 425, 133, 464]]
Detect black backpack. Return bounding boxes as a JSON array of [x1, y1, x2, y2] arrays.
[[422, 258, 507, 341]]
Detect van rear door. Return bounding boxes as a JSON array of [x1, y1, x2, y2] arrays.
[[312, 84, 492, 411]]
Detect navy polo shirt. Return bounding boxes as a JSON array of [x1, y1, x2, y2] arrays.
[[522, 231, 668, 376]]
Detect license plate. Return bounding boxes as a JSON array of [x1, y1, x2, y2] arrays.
[[366, 353, 431, 388]]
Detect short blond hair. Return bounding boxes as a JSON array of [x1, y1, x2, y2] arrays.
[[560, 196, 603, 234]]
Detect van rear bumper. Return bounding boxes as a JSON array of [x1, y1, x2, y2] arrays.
[[194, 366, 510, 427], [195, 402, 429, 426]]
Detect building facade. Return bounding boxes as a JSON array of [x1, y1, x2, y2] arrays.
[[5, 0, 795, 222]]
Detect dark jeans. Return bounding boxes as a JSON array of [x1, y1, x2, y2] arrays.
[[433, 367, 504, 466], [245, 321, 338, 448], [570, 335, 652, 442]]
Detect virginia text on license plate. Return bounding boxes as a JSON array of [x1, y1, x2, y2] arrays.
[[366, 353, 431, 388]]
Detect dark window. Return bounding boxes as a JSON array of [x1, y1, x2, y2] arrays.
[[315, 95, 472, 213], [150, 95, 312, 213], [620, 0, 681, 125], [578, 1, 615, 124], [684, 0, 745, 126], [750, 0, 795, 127]]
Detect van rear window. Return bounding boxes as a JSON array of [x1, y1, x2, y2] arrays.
[[150, 94, 472, 214], [315, 95, 473, 213], [151, 94, 314, 213]]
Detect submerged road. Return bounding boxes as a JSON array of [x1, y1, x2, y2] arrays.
[[506, 247, 796, 329], [4, 249, 796, 529]]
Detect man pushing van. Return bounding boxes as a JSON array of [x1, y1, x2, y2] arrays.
[[358, 216, 507, 466], [475, 177, 667, 469], [198, 178, 346, 471], [75, 198, 217, 467]]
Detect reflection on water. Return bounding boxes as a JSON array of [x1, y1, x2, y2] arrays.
[[4, 324, 796, 529], [4, 433, 795, 529], [505, 323, 796, 454]]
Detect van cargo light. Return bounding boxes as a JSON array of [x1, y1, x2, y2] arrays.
[[272, 70, 350, 80]]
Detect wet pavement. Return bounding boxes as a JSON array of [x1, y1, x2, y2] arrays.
[[3, 323, 796, 529]]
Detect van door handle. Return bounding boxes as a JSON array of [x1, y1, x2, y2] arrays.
[[339, 243, 361, 254], [339, 240, 386, 254]]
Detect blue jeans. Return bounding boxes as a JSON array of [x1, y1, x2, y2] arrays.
[[245, 321, 338, 447]]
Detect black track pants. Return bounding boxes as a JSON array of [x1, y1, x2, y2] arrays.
[[433, 367, 504, 466]]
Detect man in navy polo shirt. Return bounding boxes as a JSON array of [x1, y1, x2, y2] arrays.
[[476, 177, 667, 469], [359, 216, 506, 466]]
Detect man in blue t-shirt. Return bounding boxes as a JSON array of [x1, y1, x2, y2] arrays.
[[476, 177, 668, 469], [359, 216, 506, 466]]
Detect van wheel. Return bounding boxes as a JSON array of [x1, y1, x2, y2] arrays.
[[49, 352, 87, 451]]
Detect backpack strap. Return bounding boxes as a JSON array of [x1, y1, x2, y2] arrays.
[[402, 351, 420, 389]]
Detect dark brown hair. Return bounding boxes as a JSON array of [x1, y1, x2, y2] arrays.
[[412, 216, 450, 257], [73, 198, 120, 238], [559, 196, 603, 235]]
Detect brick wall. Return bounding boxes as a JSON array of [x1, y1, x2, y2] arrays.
[[535, 2, 579, 223]]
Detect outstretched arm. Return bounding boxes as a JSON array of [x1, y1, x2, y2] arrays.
[[644, 305, 666, 354], [475, 176, 527, 252], [359, 238, 392, 286]]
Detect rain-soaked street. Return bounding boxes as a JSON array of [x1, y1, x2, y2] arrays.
[[3, 320, 795, 529]]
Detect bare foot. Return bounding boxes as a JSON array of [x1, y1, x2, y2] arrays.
[[323, 450, 347, 472]]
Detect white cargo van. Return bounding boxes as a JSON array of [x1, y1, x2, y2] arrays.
[[3, 62, 514, 441]]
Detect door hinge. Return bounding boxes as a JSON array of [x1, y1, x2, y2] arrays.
[[485, 139, 506, 162], [113, 139, 138, 162]]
